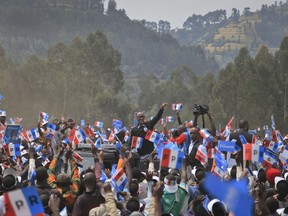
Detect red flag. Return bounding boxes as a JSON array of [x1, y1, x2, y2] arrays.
[[226, 116, 234, 130]]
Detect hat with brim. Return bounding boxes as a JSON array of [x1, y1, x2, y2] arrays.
[[208, 199, 220, 214], [2, 168, 18, 189], [208, 199, 228, 216], [284, 172, 288, 182], [0, 110, 6, 117], [253, 168, 265, 180], [275, 176, 286, 190], [152, 176, 159, 183], [164, 174, 178, 193], [3, 168, 17, 178], [277, 207, 288, 216]]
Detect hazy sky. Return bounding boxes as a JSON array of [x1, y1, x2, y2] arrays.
[[115, 0, 277, 28]]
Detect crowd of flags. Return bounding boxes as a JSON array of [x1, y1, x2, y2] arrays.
[[1, 94, 288, 216]]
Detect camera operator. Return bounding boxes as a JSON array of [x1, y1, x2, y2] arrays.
[[191, 104, 217, 170], [192, 104, 216, 136]]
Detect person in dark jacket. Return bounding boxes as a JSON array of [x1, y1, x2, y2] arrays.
[[229, 120, 253, 167], [130, 103, 167, 156]]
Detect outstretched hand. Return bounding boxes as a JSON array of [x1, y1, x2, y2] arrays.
[[160, 103, 168, 110]]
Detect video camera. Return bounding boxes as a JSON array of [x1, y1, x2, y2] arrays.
[[193, 104, 209, 116]]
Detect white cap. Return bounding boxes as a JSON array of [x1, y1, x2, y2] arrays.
[[0, 110, 6, 117], [275, 176, 286, 190]]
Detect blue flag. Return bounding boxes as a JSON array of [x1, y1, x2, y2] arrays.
[[112, 119, 122, 131], [217, 140, 236, 152], [214, 152, 228, 172], [100, 171, 108, 183], [204, 174, 253, 216], [80, 119, 85, 127], [111, 164, 117, 176], [239, 135, 248, 145], [95, 138, 102, 149], [4, 186, 44, 215]]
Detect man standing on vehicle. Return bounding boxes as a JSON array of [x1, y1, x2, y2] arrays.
[[130, 103, 168, 157]]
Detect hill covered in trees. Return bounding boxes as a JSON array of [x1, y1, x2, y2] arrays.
[[170, 1, 288, 67], [0, 0, 218, 78]]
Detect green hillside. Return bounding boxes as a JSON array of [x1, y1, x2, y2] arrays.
[[0, 0, 218, 78], [172, 2, 288, 67]]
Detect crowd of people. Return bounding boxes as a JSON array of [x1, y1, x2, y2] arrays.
[[0, 102, 288, 216]]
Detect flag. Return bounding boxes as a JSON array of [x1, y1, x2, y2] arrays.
[[10, 143, 20, 157], [208, 147, 216, 158], [4, 143, 21, 157], [263, 150, 277, 168], [9, 118, 15, 125], [220, 117, 234, 139], [4, 186, 44, 216], [21, 129, 39, 142], [42, 157, 50, 167], [73, 152, 83, 165], [239, 135, 248, 145], [251, 145, 264, 163], [80, 119, 85, 127], [267, 141, 279, 153], [204, 174, 253, 216], [68, 129, 86, 145], [214, 152, 228, 172], [85, 127, 95, 137], [271, 114, 275, 130], [94, 121, 104, 128], [243, 143, 264, 162], [112, 119, 122, 132], [226, 116, 234, 130], [39, 112, 49, 126], [195, 145, 208, 164], [213, 165, 226, 178], [13, 118, 23, 124], [100, 171, 108, 183], [171, 103, 183, 111], [131, 136, 143, 149], [161, 148, 184, 170], [243, 143, 252, 161], [74, 129, 86, 145], [159, 118, 166, 125], [200, 129, 214, 143], [62, 138, 70, 146], [275, 130, 284, 142], [47, 123, 57, 135], [217, 140, 237, 152], [112, 168, 127, 187], [165, 116, 174, 123], [95, 138, 102, 149], [145, 130, 161, 144]]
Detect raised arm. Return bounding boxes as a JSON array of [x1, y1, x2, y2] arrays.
[[149, 103, 168, 127], [207, 112, 216, 136]]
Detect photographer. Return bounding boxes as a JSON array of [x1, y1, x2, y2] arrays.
[[192, 104, 216, 136]]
